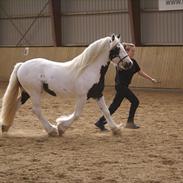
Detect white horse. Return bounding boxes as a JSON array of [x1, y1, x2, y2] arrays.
[[0, 34, 132, 136]]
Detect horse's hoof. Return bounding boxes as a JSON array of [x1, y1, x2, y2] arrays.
[[1, 125, 9, 133], [57, 124, 65, 136], [112, 128, 121, 136], [48, 126, 58, 137], [48, 130, 58, 137]]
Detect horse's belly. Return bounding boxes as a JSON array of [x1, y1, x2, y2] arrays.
[[49, 81, 75, 96]]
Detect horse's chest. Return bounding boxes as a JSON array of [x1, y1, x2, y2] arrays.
[[87, 63, 109, 100]]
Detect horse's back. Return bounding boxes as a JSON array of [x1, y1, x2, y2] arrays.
[[17, 58, 55, 92], [19, 58, 58, 69], [18, 58, 49, 78], [17, 58, 74, 95]]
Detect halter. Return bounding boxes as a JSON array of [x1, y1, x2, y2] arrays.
[[116, 55, 128, 66]]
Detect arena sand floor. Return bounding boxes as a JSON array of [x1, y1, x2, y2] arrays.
[[0, 84, 183, 183]]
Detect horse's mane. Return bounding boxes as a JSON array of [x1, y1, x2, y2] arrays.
[[70, 37, 111, 78]]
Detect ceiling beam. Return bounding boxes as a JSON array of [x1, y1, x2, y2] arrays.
[[49, 0, 61, 46], [128, 0, 141, 46]]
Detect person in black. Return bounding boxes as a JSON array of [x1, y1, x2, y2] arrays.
[[95, 43, 158, 130]]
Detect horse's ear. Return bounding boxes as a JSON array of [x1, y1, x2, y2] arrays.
[[117, 34, 120, 39], [111, 34, 115, 41]]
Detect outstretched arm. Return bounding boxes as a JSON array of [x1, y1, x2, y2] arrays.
[[138, 70, 158, 83]]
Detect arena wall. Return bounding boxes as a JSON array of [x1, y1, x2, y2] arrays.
[[0, 46, 182, 89]]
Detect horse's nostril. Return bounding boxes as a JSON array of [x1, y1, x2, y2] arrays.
[[128, 62, 133, 68]]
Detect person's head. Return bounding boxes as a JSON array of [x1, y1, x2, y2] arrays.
[[123, 43, 136, 58]]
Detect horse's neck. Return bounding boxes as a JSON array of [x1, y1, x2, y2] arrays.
[[94, 51, 109, 67], [79, 52, 109, 81], [54, 50, 109, 96]]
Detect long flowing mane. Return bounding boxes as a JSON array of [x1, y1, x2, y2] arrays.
[[69, 37, 111, 77]]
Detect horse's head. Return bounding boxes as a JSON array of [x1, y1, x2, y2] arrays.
[[109, 34, 133, 70]]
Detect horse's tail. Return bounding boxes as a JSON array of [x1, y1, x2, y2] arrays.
[[0, 63, 23, 132]]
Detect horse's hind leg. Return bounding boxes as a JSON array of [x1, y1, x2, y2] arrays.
[[56, 96, 86, 136], [30, 92, 58, 136]]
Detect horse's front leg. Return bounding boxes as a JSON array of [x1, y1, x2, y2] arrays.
[[96, 96, 122, 135], [56, 96, 86, 136]]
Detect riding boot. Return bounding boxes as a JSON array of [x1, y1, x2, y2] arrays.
[[95, 120, 108, 131], [125, 118, 140, 129]]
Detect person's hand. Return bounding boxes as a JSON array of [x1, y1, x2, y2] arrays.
[[151, 78, 159, 83]]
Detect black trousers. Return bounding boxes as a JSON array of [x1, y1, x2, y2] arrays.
[[98, 85, 139, 124]]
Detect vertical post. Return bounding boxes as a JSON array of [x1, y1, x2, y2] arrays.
[[49, 0, 61, 46], [128, 0, 141, 46]]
